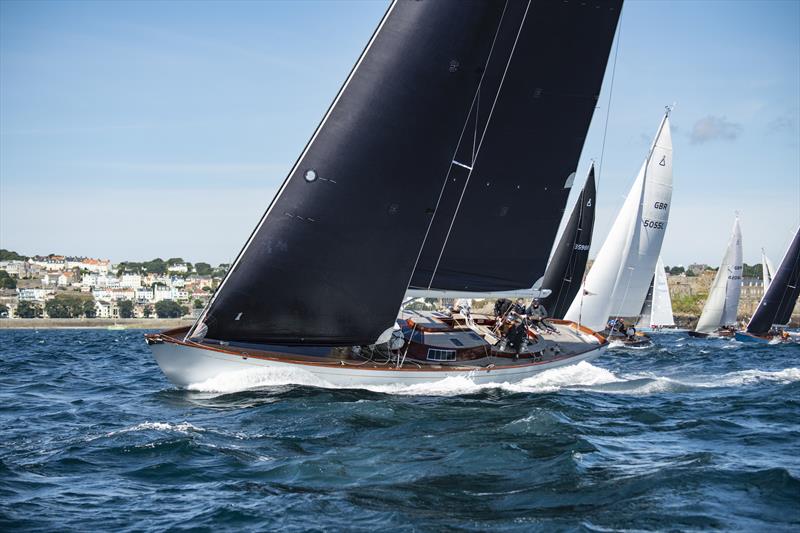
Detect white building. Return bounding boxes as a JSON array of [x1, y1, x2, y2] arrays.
[[168, 263, 189, 274], [135, 287, 154, 302], [0, 260, 29, 277], [120, 274, 142, 289], [18, 288, 50, 301], [110, 289, 136, 301]]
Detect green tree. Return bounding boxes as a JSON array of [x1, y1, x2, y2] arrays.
[[0, 270, 17, 289], [669, 266, 685, 275], [155, 299, 184, 318], [742, 263, 762, 279], [143, 305, 153, 318], [44, 293, 93, 318], [193, 299, 205, 309], [83, 300, 97, 318], [0, 303, 9, 317], [194, 262, 213, 276], [0, 249, 27, 261], [118, 300, 135, 319], [16, 301, 42, 318]]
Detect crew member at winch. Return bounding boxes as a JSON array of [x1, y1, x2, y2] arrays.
[[527, 298, 556, 333]]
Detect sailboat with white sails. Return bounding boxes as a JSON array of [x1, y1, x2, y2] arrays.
[[146, 0, 623, 388], [563, 109, 674, 346], [636, 256, 675, 330], [688, 216, 742, 338], [761, 248, 776, 291]]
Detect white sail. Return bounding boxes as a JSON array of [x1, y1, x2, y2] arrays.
[[651, 256, 675, 326], [695, 217, 743, 333], [761, 248, 775, 290], [564, 111, 673, 331]]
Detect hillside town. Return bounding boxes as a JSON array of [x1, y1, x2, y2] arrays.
[[0, 249, 792, 324], [0, 250, 228, 320]]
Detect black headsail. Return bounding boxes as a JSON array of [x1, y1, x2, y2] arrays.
[[747, 226, 800, 334], [198, 0, 622, 346], [409, 1, 621, 293], [539, 167, 596, 318]]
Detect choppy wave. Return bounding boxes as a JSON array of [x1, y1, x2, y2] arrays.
[[2, 328, 799, 532]]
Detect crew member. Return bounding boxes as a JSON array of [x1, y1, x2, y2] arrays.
[[528, 298, 556, 333]]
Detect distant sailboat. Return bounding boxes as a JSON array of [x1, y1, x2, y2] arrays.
[[539, 165, 596, 319], [689, 216, 742, 338], [736, 226, 800, 343], [761, 248, 776, 291], [564, 109, 674, 337], [145, 0, 623, 388], [637, 256, 674, 329]]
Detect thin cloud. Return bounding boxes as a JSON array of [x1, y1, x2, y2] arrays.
[[766, 115, 796, 135], [690, 115, 742, 145]]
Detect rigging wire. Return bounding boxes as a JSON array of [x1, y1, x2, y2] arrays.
[[577, 8, 623, 328], [427, 0, 533, 290]]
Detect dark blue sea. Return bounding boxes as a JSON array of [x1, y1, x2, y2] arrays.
[[1, 329, 798, 532]]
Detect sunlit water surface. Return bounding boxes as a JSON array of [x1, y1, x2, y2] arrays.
[[1, 329, 799, 531]]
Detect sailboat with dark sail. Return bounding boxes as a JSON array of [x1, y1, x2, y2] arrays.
[[146, 0, 623, 387], [736, 226, 800, 343], [539, 166, 596, 319]]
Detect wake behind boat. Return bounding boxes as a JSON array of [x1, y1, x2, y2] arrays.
[[145, 0, 623, 388]]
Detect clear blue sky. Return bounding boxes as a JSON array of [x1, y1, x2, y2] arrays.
[[1, 0, 798, 267]]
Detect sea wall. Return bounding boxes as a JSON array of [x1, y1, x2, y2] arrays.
[[0, 318, 194, 329]]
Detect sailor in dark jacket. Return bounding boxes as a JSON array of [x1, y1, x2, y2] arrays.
[[527, 299, 556, 333]]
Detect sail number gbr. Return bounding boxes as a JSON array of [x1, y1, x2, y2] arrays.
[[643, 202, 668, 230]]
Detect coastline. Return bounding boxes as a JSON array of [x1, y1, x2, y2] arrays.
[[0, 318, 194, 330]]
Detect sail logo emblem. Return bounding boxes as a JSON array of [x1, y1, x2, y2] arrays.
[[586, 198, 592, 207], [659, 155, 666, 166]]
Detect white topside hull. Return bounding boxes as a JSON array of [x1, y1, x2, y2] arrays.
[[149, 335, 606, 389]]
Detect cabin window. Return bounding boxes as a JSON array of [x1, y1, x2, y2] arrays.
[[427, 348, 456, 362], [450, 338, 463, 347]]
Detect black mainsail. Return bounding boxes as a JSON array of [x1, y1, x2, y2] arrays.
[[539, 167, 597, 318], [197, 0, 622, 346], [409, 2, 620, 293], [747, 226, 800, 335]]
